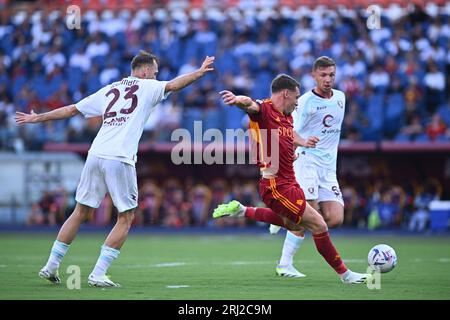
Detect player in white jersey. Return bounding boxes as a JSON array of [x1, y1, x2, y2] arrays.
[[15, 51, 215, 287], [270, 56, 347, 278]]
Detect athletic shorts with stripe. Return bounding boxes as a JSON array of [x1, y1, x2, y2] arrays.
[[259, 177, 307, 224]]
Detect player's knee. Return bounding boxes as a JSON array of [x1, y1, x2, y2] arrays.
[[74, 204, 92, 221], [118, 210, 135, 227], [327, 216, 343, 228], [283, 218, 302, 232], [291, 228, 305, 237]]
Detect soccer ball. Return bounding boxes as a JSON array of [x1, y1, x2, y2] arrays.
[[367, 244, 397, 273]]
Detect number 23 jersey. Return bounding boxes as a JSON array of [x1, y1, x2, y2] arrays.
[[75, 77, 169, 165]]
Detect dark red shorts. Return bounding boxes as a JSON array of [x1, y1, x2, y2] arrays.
[[259, 177, 307, 224]]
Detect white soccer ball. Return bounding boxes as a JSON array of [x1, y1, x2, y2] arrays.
[[368, 244, 397, 273]]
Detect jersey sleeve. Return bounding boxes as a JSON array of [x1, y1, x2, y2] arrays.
[[75, 88, 106, 118], [293, 94, 310, 134], [143, 79, 170, 107], [341, 91, 346, 110], [247, 99, 267, 122]]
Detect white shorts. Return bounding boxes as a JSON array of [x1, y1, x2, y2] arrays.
[[75, 154, 138, 213], [294, 153, 344, 206]]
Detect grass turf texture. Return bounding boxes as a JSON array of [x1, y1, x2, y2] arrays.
[[0, 232, 449, 300]]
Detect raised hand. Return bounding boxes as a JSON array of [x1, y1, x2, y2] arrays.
[[219, 90, 237, 105], [15, 110, 39, 124], [199, 55, 215, 75]]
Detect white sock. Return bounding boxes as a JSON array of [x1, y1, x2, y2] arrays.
[[44, 240, 70, 273], [237, 203, 246, 216], [279, 231, 304, 266], [91, 245, 120, 277], [340, 270, 351, 279]]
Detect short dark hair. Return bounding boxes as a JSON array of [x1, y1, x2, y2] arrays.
[[131, 50, 157, 70], [313, 56, 336, 71], [271, 74, 300, 94]]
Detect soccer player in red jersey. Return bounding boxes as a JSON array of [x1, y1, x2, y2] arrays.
[[215, 74, 369, 283]]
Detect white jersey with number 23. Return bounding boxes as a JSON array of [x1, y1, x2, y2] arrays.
[[75, 76, 168, 166]]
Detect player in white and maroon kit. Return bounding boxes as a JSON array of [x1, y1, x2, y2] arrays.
[[271, 56, 348, 278], [15, 51, 215, 287]]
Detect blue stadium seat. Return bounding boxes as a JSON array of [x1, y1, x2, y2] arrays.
[[384, 92, 406, 136], [394, 133, 411, 142], [11, 75, 27, 97], [366, 93, 385, 135], [67, 67, 84, 94], [414, 134, 431, 143], [435, 134, 450, 142], [181, 107, 203, 137]]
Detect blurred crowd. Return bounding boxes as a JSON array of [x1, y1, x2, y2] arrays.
[[27, 176, 442, 232], [26, 177, 262, 229], [1, 3, 450, 152]]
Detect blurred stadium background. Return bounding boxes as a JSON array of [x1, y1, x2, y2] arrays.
[[0, 0, 449, 234]]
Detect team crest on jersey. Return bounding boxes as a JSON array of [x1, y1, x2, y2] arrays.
[[338, 100, 343, 108], [308, 187, 315, 194]]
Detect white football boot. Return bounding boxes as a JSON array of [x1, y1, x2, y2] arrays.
[[39, 267, 61, 284], [340, 270, 371, 284], [275, 262, 306, 278], [88, 274, 121, 287]]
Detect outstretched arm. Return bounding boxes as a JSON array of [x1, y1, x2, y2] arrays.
[[15, 104, 80, 124], [294, 132, 319, 148], [165, 56, 215, 93], [219, 90, 260, 114]]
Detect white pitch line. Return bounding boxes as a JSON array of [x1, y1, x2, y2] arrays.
[[166, 285, 190, 289], [438, 258, 450, 263], [152, 262, 188, 268]]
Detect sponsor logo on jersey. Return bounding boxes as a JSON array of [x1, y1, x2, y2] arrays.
[[103, 116, 130, 126], [322, 114, 334, 128], [321, 114, 342, 133], [338, 100, 344, 108]]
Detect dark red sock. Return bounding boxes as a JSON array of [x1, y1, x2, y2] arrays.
[[313, 231, 348, 275], [245, 207, 286, 227]]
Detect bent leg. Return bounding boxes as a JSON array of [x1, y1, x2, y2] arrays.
[[89, 209, 135, 283], [104, 209, 135, 250], [245, 207, 293, 229], [40, 203, 94, 280], [300, 203, 347, 275], [276, 199, 318, 271], [57, 202, 95, 244], [319, 201, 344, 228]]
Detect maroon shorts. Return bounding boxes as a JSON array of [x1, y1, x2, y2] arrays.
[[259, 177, 307, 224]]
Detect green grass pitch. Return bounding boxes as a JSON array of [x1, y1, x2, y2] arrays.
[[1, 232, 449, 300]]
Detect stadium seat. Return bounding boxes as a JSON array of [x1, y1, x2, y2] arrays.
[[385, 93, 406, 136], [366, 93, 385, 133], [394, 133, 411, 143], [414, 134, 431, 142]]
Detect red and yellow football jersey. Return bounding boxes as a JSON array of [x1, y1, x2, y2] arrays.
[[248, 99, 296, 182]]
